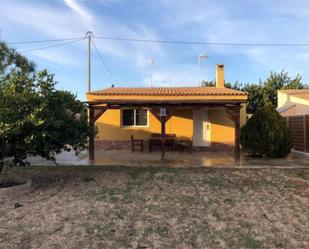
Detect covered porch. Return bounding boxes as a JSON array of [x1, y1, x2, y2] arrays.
[[86, 99, 244, 163], [80, 150, 237, 167], [26, 149, 309, 168]]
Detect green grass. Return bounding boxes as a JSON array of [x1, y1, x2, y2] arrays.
[[296, 170, 309, 181], [241, 235, 263, 249], [144, 225, 170, 238], [203, 176, 227, 187]]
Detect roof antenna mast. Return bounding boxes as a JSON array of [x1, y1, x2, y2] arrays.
[[197, 53, 208, 86], [148, 59, 154, 87], [86, 31, 93, 92]]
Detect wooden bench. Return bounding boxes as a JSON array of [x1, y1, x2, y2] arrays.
[[177, 139, 193, 153], [149, 133, 176, 153], [131, 135, 144, 153]]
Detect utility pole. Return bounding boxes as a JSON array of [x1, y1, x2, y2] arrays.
[[197, 53, 207, 85], [86, 31, 93, 92]]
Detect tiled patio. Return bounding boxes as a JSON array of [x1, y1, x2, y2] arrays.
[[28, 149, 309, 168]]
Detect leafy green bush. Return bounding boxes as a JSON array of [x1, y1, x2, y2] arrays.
[[240, 105, 292, 157], [0, 42, 96, 175], [0, 70, 95, 173]]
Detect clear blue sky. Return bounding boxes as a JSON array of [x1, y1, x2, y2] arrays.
[[1, 0, 309, 100]]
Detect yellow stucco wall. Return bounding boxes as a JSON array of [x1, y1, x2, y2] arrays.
[[94, 106, 246, 145], [277, 91, 289, 108], [209, 105, 246, 144], [95, 109, 193, 140], [209, 109, 234, 144]]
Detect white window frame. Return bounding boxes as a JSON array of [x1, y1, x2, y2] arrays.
[[121, 109, 149, 128]]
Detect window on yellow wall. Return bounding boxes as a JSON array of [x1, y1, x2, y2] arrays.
[[122, 109, 135, 126], [122, 109, 148, 126]]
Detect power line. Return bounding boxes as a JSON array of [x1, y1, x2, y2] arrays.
[[91, 39, 119, 84], [6, 37, 85, 45], [6, 34, 309, 48], [20, 38, 86, 53], [94, 35, 309, 47]]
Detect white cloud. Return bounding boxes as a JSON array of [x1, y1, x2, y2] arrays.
[[0, 0, 164, 69], [29, 48, 82, 67], [63, 0, 93, 25], [2, 0, 309, 89], [0, 2, 84, 37], [140, 63, 214, 87]]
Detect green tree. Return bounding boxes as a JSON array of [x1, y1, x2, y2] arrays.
[[202, 80, 259, 113], [240, 105, 292, 157], [201, 80, 242, 90], [241, 83, 264, 114], [201, 80, 215, 87], [202, 70, 308, 114], [263, 70, 304, 108], [0, 42, 35, 82], [0, 70, 94, 173]]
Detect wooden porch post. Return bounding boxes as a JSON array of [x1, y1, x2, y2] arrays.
[[89, 106, 95, 161], [225, 105, 241, 163], [304, 115, 308, 153], [234, 107, 240, 163], [161, 115, 166, 160]]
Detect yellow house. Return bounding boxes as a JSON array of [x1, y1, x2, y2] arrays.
[[86, 65, 247, 161], [277, 89, 309, 116]]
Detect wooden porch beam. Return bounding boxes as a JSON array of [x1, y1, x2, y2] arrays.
[[225, 106, 241, 162], [234, 107, 241, 163], [88, 102, 245, 111], [94, 109, 107, 122], [149, 108, 173, 123], [86, 100, 246, 106], [149, 108, 170, 160], [225, 105, 241, 122], [89, 106, 95, 161], [149, 109, 161, 121], [161, 115, 166, 160]]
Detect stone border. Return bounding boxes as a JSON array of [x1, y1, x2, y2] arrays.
[[292, 149, 309, 156], [0, 178, 32, 195]]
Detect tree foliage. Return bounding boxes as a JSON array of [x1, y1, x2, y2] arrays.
[[0, 70, 93, 169], [0, 57, 93, 172], [0, 42, 35, 82], [263, 70, 303, 107], [202, 70, 308, 114], [240, 105, 292, 157], [241, 83, 264, 114], [202, 80, 242, 90]]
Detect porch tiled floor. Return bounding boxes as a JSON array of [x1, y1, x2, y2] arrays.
[[28, 149, 309, 168]]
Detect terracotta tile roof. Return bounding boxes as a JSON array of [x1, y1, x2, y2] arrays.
[[279, 89, 309, 100], [89, 87, 247, 96]]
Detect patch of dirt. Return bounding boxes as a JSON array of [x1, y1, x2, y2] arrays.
[[0, 166, 308, 249]]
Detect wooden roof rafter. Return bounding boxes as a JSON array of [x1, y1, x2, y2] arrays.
[[85, 100, 245, 111]]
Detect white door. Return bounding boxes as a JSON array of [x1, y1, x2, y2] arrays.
[[193, 109, 211, 146]]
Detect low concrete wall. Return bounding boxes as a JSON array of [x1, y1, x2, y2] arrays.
[[0, 178, 32, 196], [95, 140, 234, 152]]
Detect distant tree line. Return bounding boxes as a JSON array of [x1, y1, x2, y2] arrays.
[[202, 70, 308, 114]]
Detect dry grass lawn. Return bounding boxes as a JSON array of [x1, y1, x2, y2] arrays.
[[0, 166, 308, 249]]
